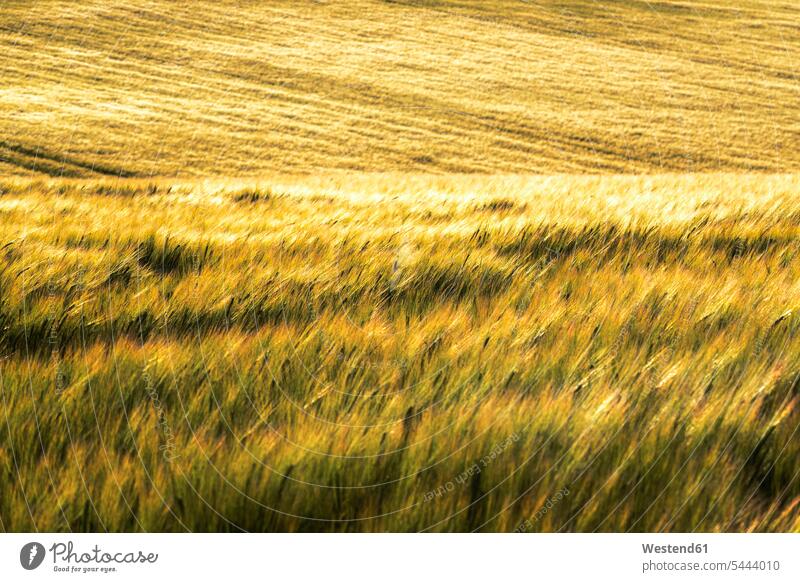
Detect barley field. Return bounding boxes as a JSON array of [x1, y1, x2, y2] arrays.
[[1, 1, 800, 533], [2, 0, 798, 176]]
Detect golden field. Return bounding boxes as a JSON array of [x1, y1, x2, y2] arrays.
[[1, 1, 800, 532], [2, 173, 800, 531], [1, 0, 798, 176]]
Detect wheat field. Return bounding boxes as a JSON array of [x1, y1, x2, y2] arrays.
[[1, 0, 799, 176], [1, 1, 800, 532]]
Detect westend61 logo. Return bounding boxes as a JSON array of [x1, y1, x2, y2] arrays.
[[19, 541, 158, 574]]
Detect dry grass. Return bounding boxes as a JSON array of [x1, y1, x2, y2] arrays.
[[2, 173, 800, 531], [1, 0, 798, 176]]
